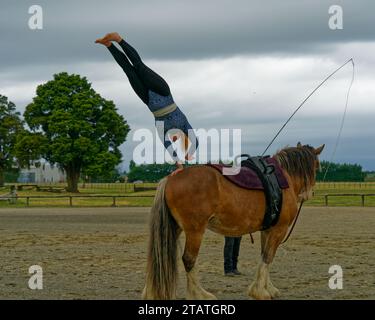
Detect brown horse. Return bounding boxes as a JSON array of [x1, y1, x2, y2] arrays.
[[142, 142, 325, 300]]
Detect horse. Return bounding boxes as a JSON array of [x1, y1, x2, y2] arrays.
[[142, 142, 325, 300]]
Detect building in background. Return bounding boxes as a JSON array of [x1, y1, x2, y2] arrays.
[[18, 163, 66, 183]]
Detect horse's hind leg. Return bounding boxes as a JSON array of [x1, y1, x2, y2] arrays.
[[183, 230, 217, 300], [249, 228, 285, 300]]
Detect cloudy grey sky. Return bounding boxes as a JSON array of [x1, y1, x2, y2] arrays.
[[1, 0, 375, 170]]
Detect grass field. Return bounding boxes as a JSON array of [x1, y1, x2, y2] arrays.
[[1, 182, 375, 208], [309, 183, 375, 207], [0, 185, 155, 208]]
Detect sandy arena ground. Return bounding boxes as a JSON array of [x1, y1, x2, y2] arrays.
[[0, 206, 374, 300]]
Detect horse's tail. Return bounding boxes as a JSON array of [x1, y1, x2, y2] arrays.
[[142, 177, 179, 300]]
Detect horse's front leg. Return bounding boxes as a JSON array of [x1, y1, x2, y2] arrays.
[[261, 230, 281, 298], [248, 228, 285, 300]]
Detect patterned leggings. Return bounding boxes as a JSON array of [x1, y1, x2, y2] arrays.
[[155, 107, 199, 160]]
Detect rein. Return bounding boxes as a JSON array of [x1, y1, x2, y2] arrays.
[[282, 200, 304, 244], [249, 200, 304, 245]]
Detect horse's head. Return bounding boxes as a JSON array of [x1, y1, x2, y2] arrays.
[[275, 142, 325, 201]]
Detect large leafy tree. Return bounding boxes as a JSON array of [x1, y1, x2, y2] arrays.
[[22, 72, 130, 192], [0, 95, 24, 186]]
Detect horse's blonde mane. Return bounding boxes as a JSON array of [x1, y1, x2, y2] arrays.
[[274, 145, 317, 191]]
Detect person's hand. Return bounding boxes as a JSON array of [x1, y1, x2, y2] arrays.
[[185, 154, 195, 161], [170, 162, 184, 176]]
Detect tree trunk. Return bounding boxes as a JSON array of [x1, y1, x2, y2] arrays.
[[0, 170, 4, 187], [65, 167, 80, 193]]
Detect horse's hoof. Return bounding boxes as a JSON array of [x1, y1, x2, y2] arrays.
[[203, 292, 217, 300], [248, 283, 272, 300], [267, 285, 281, 299]]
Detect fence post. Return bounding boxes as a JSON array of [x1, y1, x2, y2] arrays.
[[111, 196, 117, 207], [361, 194, 365, 207], [26, 197, 30, 206], [325, 195, 328, 206], [69, 196, 73, 207]]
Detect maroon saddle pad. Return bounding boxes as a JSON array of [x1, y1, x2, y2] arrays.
[[208, 157, 289, 190]]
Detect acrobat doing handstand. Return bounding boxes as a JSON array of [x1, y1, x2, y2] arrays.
[[96, 32, 198, 175]]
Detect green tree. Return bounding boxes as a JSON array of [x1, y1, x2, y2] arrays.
[[0, 95, 24, 186], [84, 167, 122, 183], [4, 168, 20, 183], [14, 132, 47, 168], [127, 162, 178, 182], [129, 159, 136, 171], [20, 72, 130, 192], [317, 161, 365, 182]]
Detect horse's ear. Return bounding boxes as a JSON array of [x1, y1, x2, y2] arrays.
[[314, 144, 325, 155], [297, 142, 302, 148]]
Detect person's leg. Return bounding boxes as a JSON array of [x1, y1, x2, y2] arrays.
[[117, 39, 171, 96], [224, 237, 235, 275], [107, 44, 149, 104], [232, 237, 242, 275]]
